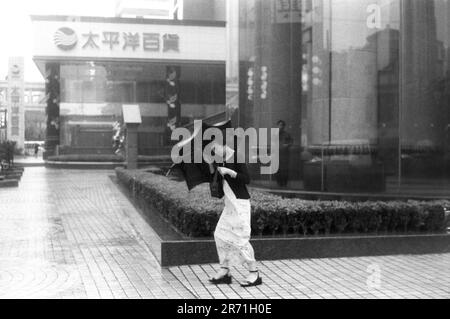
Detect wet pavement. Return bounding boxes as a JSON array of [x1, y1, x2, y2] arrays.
[[0, 168, 449, 299]]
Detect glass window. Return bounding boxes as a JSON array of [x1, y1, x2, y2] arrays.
[[320, 0, 401, 193], [58, 61, 225, 155], [400, 0, 450, 195], [233, 0, 450, 197]]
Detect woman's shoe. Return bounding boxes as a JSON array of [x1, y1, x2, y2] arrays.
[[240, 271, 262, 287], [209, 273, 232, 285]]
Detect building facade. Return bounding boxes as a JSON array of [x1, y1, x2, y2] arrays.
[[0, 60, 46, 152], [226, 0, 450, 197], [0, 58, 26, 150], [23, 82, 46, 149], [31, 14, 226, 157]]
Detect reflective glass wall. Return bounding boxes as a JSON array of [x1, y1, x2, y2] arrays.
[[59, 61, 225, 155], [400, 0, 450, 196], [233, 0, 450, 197]]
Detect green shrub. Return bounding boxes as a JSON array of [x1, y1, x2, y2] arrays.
[[0, 140, 17, 166], [115, 168, 449, 238]]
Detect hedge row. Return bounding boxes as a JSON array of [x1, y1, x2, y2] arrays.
[[47, 154, 171, 163], [115, 168, 449, 238]]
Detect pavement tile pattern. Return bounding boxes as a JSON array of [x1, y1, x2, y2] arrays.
[[0, 168, 449, 299]]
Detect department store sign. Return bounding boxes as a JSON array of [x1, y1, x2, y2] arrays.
[[54, 27, 180, 53], [32, 20, 225, 61]]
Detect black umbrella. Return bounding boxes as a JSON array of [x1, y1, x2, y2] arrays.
[[168, 120, 232, 191]]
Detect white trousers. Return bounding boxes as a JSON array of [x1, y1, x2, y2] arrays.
[[214, 181, 256, 268]]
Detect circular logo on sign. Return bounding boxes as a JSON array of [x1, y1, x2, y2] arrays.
[[54, 27, 78, 50]]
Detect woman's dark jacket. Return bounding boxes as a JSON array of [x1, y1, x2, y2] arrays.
[[210, 161, 251, 200]]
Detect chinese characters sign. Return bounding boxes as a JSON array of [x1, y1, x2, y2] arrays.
[[56, 27, 180, 53], [9, 86, 22, 137], [33, 20, 226, 62], [6, 57, 25, 148]]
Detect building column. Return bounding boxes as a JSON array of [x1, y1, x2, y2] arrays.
[[44, 63, 60, 159]]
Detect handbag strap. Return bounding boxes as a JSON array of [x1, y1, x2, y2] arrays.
[[212, 167, 218, 183], [212, 162, 224, 183]]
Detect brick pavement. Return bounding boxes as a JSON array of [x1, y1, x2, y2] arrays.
[[0, 167, 449, 299]]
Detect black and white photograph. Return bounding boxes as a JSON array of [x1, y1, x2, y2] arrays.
[[0, 0, 449, 305]]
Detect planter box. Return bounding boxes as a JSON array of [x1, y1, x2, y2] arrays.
[[304, 161, 385, 193], [1, 170, 22, 177], [113, 173, 450, 266], [3, 169, 23, 174], [0, 179, 19, 188], [46, 161, 124, 170], [162, 233, 450, 266], [2, 173, 22, 180]]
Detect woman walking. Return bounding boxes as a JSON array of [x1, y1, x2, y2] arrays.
[[207, 142, 262, 287]]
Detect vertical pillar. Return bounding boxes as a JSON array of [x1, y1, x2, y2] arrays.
[[126, 124, 139, 169], [225, 0, 240, 126], [44, 63, 60, 159]]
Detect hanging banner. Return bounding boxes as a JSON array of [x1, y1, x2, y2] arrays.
[[7, 57, 25, 149]]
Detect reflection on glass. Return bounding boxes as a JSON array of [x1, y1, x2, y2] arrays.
[[58, 62, 225, 155], [400, 0, 450, 195], [319, 0, 400, 193], [234, 0, 450, 196]]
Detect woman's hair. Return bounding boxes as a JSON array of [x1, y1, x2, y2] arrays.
[[167, 67, 177, 78], [277, 120, 286, 126]]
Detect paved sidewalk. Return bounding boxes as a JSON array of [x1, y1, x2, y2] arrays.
[[0, 168, 449, 299]]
